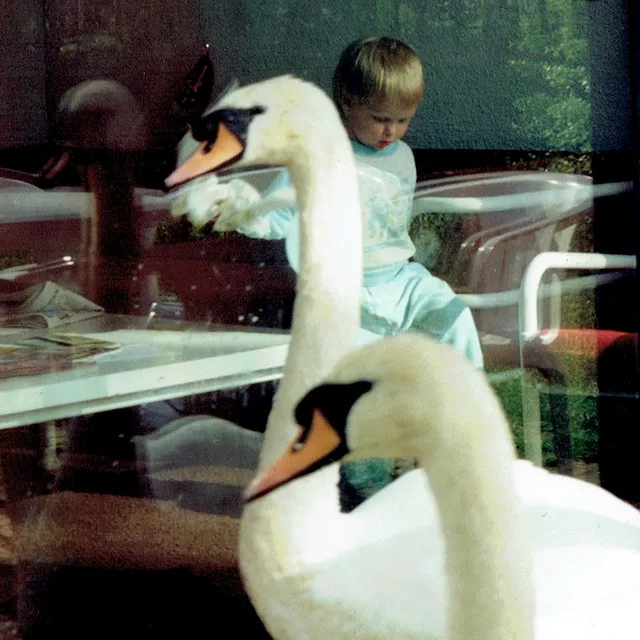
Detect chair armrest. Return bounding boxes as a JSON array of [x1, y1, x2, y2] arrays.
[[520, 251, 637, 339]]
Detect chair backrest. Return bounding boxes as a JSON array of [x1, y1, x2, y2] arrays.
[[411, 171, 593, 336]]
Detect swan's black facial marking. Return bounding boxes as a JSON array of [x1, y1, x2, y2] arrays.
[[250, 380, 370, 497], [290, 380, 374, 472], [164, 106, 266, 185], [294, 380, 374, 446], [296, 380, 418, 514], [191, 107, 265, 146], [244, 380, 374, 503]]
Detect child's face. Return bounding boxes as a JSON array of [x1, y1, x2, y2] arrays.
[[342, 99, 418, 151]]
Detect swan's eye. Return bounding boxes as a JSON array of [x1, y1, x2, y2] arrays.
[[291, 441, 304, 453]]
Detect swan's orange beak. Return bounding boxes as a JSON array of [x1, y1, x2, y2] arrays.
[[245, 409, 342, 502], [165, 122, 244, 187]]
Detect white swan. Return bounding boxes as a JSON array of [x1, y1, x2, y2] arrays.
[[246, 332, 640, 639], [167, 76, 640, 639]]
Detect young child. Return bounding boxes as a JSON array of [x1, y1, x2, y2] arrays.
[[238, 36, 484, 368]]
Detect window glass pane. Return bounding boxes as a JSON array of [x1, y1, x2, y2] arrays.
[[0, 1, 637, 637]]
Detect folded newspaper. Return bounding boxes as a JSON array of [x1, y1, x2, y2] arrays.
[[0, 281, 104, 329]]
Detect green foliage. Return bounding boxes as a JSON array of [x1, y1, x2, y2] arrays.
[[510, 2, 591, 151], [514, 94, 590, 151], [154, 216, 217, 244], [409, 212, 467, 279], [492, 365, 600, 468], [490, 294, 601, 469]]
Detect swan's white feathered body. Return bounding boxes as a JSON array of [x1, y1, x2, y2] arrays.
[[252, 463, 640, 639], [170, 76, 640, 639]]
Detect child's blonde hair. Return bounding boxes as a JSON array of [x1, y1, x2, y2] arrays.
[[333, 36, 424, 111]]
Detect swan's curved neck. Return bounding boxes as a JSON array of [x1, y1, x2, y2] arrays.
[[240, 110, 363, 631], [258, 135, 363, 469], [422, 407, 535, 639]]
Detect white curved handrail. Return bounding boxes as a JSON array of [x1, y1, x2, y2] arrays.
[[519, 251, 637, 339]]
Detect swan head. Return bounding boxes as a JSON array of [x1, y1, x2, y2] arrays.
[[165, 75, 345, 189], [245, 332, 512, 502]]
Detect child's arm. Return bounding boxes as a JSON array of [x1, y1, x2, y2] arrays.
[[170, 168, 297, 235], [173, 128, 297, 236], [236, 170, 297, 239]]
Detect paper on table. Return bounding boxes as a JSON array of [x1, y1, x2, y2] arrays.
[[0, 343, 92, 379], [0, 281, 103, 329], [17, 333, 121, 360], [0, 332, 120, 380]]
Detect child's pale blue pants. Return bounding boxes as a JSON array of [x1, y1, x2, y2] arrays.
[[362, 261, 484, 369]]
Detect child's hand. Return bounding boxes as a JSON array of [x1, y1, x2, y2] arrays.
[[211, 179, 264, 231], [170, 174, 261, 229], [214, 184, 297, 233]]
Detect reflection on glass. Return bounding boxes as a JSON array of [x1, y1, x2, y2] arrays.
[[0, 1, 637, 638]]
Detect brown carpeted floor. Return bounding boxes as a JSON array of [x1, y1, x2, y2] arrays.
[[0, 458, 272, 640], [0, 457, 636, 639]]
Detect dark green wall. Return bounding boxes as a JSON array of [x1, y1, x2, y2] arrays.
[[198, 0, 604, 152], [588, 0, 633, 151], [200, 1, 521, 149], [0, 0, 633, 153]]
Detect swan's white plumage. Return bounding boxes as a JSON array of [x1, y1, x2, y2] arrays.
[[268, 334, 640, 639], [250, 467, 640, 639], [175, 75, 640, 639]]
